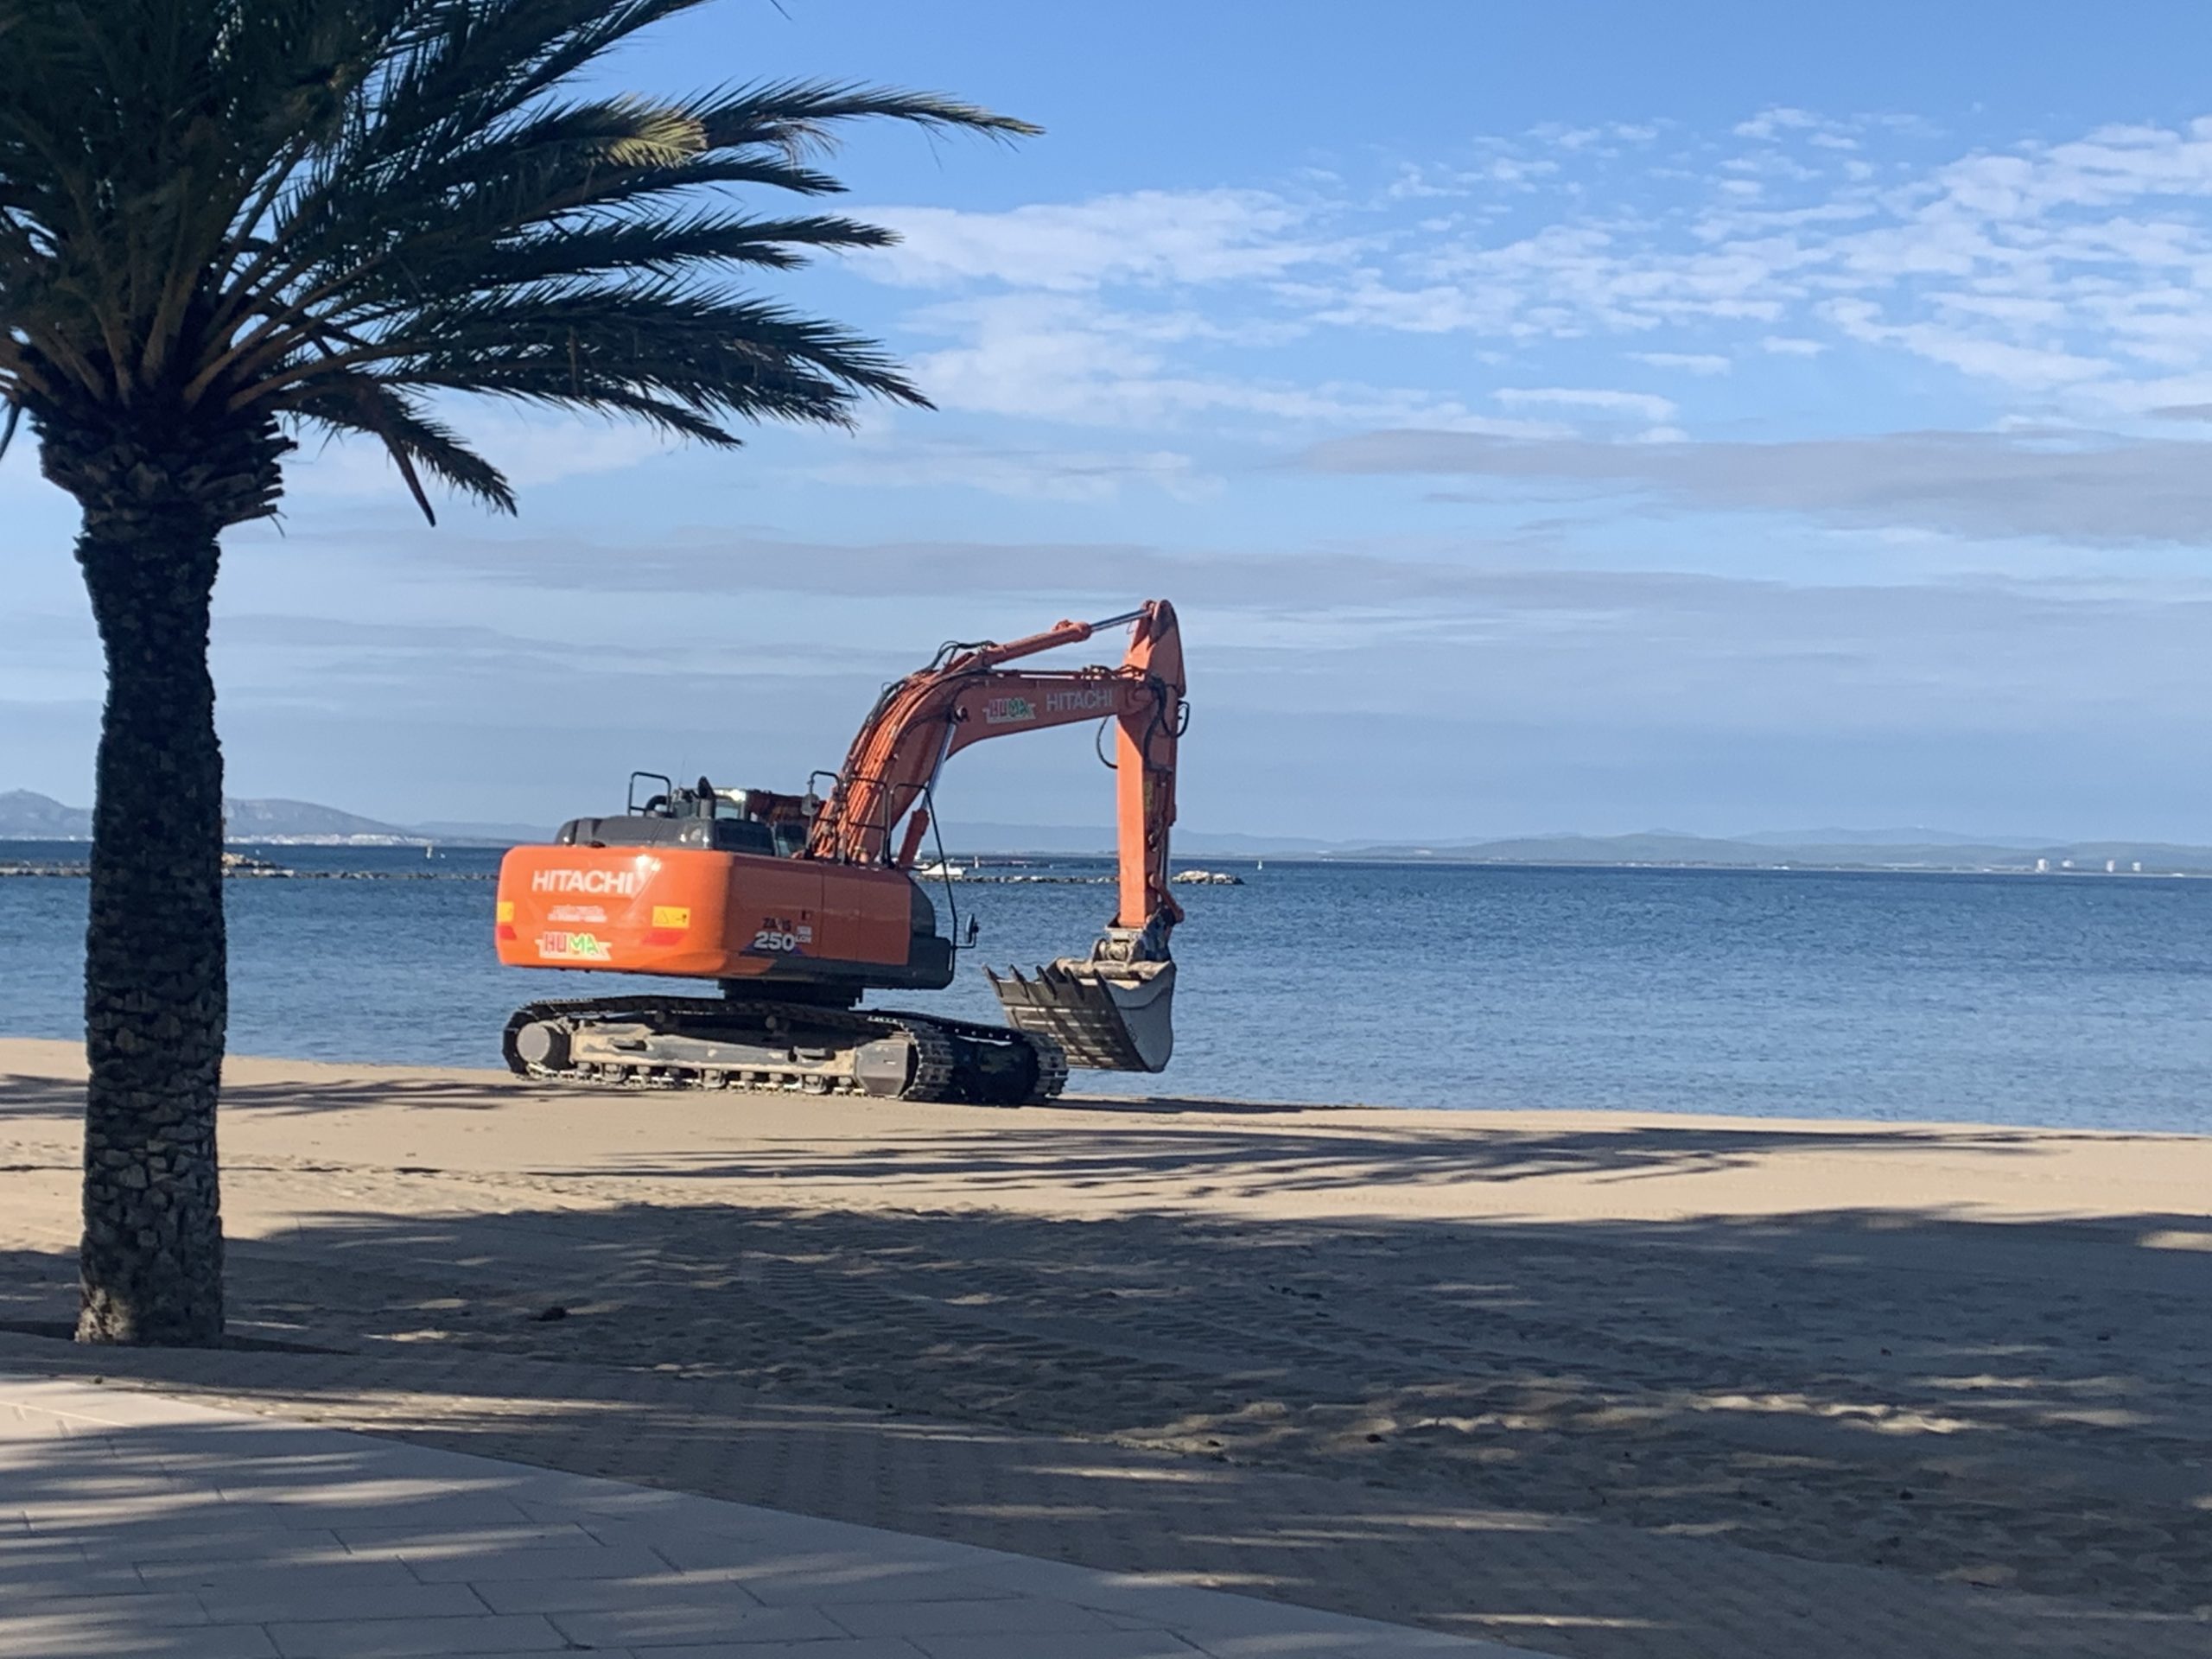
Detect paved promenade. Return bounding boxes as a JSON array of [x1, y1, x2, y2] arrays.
[[2, 1373, 1530, 1659], [3, 1344, 2205, 1659]]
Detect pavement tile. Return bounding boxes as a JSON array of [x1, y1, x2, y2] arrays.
[[547, 1602, 849, 1649], [471, 1573, 768, 1616], [909, 1635, 1202, 1659], [1039, 1581, 1430, 1639], [16, 1492, 219, 1527], [828, 1597, 1122, 1638], [1182, 1636, 1531, 1658], [945, 1554, 1131, 1602], [0, 1589, 213, 1625], [410, 1541, 673, 1583], [726, 1566, 1026, 1608], [564, 1516, 702, 1552], [220, 1476, 524, 1503], [10, 1387, 245, 1431], [637, 1643, 931, 1659], [572, 1497, 976, 1558], [265, 1613, 572, 1658], [649, 1531, 979, 1574], [0, 1552, 143, 1595], [70, 1526, 352, 1563], [213, 1497, 538, 1529], [218, 1503, 537, 1530], [334, 1522, 598, 1556], [640, 1535, 818, 1573], [0, 1611, 279, 1658], [196, 1580, 492, 1624], [136, 1555, 421, 1589], [156, 1431, 375, 1469], [524, 1496, 791, 1545]]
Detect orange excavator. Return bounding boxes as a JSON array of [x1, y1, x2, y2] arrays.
[[493, 601, 1185, 1104]]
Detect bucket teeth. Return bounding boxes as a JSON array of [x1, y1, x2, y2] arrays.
[[988, 958, 1175, 1073]]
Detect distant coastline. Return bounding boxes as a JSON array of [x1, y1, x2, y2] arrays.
[[6, 786, 2211, 875]]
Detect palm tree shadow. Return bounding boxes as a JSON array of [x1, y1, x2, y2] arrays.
[[5, 1178, 2210, 1656]]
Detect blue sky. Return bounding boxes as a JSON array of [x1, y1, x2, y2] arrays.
[[11, 1, 2212, 840]]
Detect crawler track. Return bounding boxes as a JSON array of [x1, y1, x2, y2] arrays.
[[500, 995, 1066, 1106]]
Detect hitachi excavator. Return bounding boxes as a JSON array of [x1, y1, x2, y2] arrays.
[[493, 601, 1185, 1104]]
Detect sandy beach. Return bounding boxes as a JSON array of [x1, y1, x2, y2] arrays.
[[4, 1036, 2209, 1656]]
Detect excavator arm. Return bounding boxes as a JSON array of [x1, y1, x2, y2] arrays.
[[810, 601, 1185, 937], [808, 601, 1187, 1071]]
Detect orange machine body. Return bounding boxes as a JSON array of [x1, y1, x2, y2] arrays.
[[497, 600, 1182, 998], [494, 845, 923, 983]]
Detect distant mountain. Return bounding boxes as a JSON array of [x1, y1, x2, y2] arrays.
[[0, 790, 91, 838], [404, 820, 551, 845], [1339, 830, 2212, 874], [1351, 832, 1778, 864], [221, 798, 415, 842], [921, 822, 1107, 855], [1735, 826, 2054, 849], [0, 790, 510, 845], [934, 822, 1340, 856], [1173, 830, 1345, 855], [6, 788, 2206, 871]]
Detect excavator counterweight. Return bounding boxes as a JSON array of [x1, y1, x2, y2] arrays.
[[493, 601, 1187, 1104]]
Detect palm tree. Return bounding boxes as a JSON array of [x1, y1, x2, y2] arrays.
[[0, 0, 1032, 1345]]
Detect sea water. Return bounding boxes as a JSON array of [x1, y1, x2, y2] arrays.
[[2, 842, 2208, 1130]]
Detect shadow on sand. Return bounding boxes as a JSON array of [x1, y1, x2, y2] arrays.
[[1, 1064, 2183, 1200], [5, 1166, 2211, 1656]]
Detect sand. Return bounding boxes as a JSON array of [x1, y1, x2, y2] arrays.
[[4, 1036, 2210, 1653]]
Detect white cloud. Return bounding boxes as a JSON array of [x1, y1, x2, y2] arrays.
[[1630, 352, 1732, 375], [810, 440, 1220, 503], [859, 189, 1348, 291], [1300, 425, 2212, 547], [1733, 107, 1824, 141], [848, 110, 2212, 444], [1525, 121, 1665, 156], [1822, 299, 2110, 388], [1496, 387, 1681, 423], [902, 291, 1553, 433], [1329, 115, 2212, 409]]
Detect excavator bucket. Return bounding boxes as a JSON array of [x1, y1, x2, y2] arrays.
[[988, 957, 1176, 1072]]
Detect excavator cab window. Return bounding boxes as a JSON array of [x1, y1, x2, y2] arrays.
[[626, 772, 676, 816], [584, 774, 801, 857], [558, 814, 775, 855]]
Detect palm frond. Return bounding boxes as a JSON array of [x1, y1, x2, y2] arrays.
[[251, 283, 934, 458], [0, 0, 1033, 517], [691, 79, 1041, 153], [287, 373, 515, 518]]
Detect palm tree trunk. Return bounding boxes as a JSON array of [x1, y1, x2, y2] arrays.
[[73, 528, 228, 1344]]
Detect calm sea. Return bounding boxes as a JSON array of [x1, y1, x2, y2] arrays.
[[2, 842, 2207, 1131]]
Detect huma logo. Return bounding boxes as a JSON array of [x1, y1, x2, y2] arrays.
[[537, 931, 613, 961], [983, 696, 1037, 724], [531, 868, 648, 896]]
